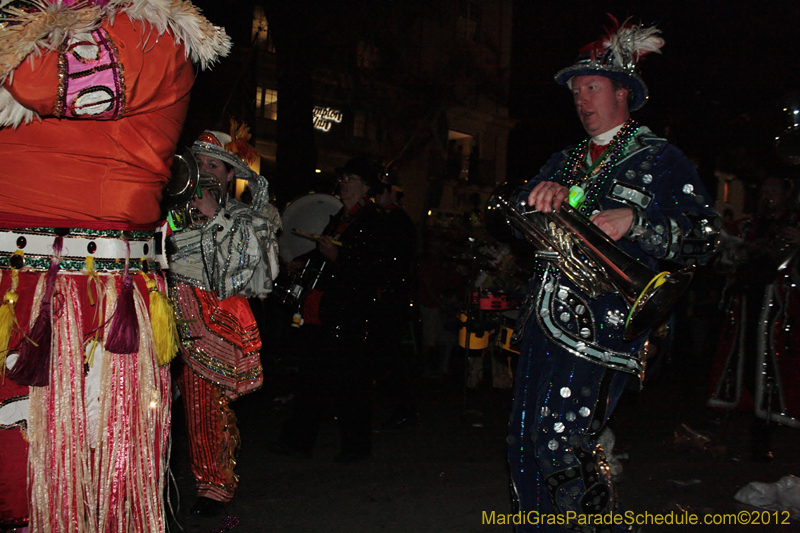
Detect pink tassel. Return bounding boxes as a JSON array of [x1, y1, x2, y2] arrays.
[[105, 258, 140, 354], [7, 237, 62, 387]]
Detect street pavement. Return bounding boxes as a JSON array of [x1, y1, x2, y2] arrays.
[[167, 323, 800, 533]]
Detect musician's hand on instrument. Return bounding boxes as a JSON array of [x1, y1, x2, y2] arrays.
[[191, 188, 220, 218], [318, 235, 339, 262], [590, 208, 634, 241], [528, 182, 569, 213]]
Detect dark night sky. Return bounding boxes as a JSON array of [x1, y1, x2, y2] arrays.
[[508, 0, 800, 185], [193, 0, 799, 190]]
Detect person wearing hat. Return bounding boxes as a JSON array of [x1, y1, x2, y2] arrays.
[[168, 125, 279, 517], [276, 156, 390, 462], [506, 18, 721, 531]]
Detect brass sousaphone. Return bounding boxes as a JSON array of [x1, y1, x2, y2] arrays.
[[486, 187, 694, 341], [162, 148, 223, 231]]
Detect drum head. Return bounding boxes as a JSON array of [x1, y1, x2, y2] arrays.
[[279, 193, 343, 262]]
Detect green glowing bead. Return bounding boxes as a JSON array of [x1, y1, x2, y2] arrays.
[[568, 185, 585, 209]]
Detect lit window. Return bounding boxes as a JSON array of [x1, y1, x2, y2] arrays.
[[256, 87, 278, 120]]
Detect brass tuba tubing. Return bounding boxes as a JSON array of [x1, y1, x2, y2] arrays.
[[547, 204, 666, 305], [488, 190, 694, 341]]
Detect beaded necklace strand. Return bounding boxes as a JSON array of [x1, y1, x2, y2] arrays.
[[562, 119, 639, 215], [529, 119, 639, 274]]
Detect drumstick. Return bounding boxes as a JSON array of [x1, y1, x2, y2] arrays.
[[292, 228, 342, 246]]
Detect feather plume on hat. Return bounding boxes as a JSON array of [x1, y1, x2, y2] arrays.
[[556, 15, 665, 111], [590, 15, 664, 70], [226, 119, 259, 169]]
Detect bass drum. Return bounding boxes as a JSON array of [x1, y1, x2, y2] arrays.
[[278, 193, 343, 263]]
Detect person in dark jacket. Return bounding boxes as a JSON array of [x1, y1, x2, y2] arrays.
[[278, 157, 390, 462]]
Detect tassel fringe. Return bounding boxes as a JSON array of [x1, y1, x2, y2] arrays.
[[141, 271, 178, 366], [105, 256, 140, 354], [0, 254, 22, 382], [7, 237, 62, 386], [83, 255, 105, 367]]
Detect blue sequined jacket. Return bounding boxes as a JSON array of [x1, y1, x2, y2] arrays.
[[517, 125, 721, 375]]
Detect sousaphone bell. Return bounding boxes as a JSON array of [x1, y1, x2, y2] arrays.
[[162, 148, 223, 231]]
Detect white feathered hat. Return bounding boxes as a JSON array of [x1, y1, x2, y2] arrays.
[[554, 16, 664, 111]]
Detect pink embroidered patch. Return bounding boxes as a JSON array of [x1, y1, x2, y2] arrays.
[[60, 28, 124, 119]]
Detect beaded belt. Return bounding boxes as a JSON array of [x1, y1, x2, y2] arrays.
[[0, 227, 160, 272]]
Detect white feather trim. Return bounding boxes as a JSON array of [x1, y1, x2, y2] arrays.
[[0, 86, 38, 128], [0, 0, 231, 127], [605, 23, 664, 69], [118, 0, 231, 70]]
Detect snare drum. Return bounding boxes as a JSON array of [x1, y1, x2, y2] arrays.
[[278, 193, 343, 263]]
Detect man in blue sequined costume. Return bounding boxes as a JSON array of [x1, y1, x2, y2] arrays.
[[507, 19, 720, 532]]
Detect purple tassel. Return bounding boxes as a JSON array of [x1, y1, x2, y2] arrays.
[[7, 237, 62, 387], [105, 275, 140, 354], [7, 301, 53, 386]]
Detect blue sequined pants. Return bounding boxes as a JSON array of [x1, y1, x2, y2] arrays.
[[508, 323, 632, 533]]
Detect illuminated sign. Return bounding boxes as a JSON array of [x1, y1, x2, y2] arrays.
[[313, 106, 343, 132]]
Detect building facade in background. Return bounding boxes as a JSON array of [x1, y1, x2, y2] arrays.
[[244, 0, 515, 226]]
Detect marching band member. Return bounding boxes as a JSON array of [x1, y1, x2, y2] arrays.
[[277, 156, 389, 462], [708, 175, 800, 461], [168, 126, 279, 517], [507, 18, 720, 532], [0, 1, 230, 531]]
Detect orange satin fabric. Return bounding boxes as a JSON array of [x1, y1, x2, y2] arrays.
[[0, 15, 194, 228]]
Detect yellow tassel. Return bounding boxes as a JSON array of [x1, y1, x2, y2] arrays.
[[85, 256, 100, 306], [0, 253, 22, 382], [141, 272, 178, 366], [83, 256, 106, 367]]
